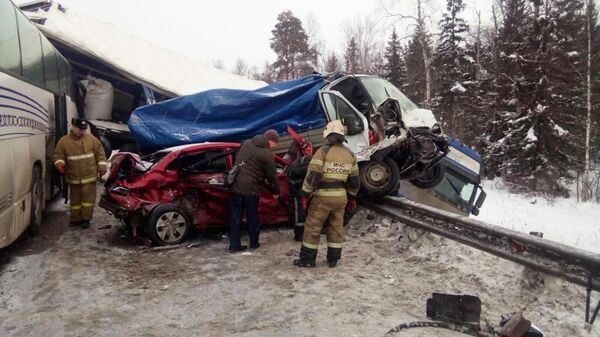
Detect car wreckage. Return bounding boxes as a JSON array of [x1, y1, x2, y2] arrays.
[[100, 129, 313, 245], [127, 72, 449, 198], [103, 73, 450, 245]]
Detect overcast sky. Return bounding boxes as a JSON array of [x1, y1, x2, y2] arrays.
[[15, 0, 568, 71]]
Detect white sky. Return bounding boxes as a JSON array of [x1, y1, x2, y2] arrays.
[[17, 0, 511, 70]]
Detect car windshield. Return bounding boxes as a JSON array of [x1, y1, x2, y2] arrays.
[[431, 169, 476, 211], [358, 77, 419, 112]]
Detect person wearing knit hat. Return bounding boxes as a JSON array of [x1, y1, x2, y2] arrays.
[[227, 129, 280, 253]]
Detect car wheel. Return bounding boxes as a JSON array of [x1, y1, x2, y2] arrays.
[[147, 204, 191, 246], [410, 164, 446, 189], [29, 165, 44, 236], [359, 157, 400, 198]]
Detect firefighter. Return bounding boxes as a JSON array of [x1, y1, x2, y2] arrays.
[[293, 120, 360, 268], [53, 118, 107, 228]]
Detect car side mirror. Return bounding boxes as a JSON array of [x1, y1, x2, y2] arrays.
[[475, 189, 486, 208], [342, 114, 364, 136]]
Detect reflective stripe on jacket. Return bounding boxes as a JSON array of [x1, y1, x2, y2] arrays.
[[53, 132, 107, 184], [302, 143, 359, 197]]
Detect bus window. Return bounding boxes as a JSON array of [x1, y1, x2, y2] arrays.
[[57, 55, 72, 96], [16, 10, 45, 87], [41, 35, 60, 93], [431, 169, 476, 212], [0, 0, 21, 75]]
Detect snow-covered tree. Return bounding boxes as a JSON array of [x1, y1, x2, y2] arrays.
[[485, 0, 590, 196], [433, 0, 471, 136], [384, 28, 408, 90]]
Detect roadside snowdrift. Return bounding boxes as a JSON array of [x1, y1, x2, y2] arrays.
[[478, 180, 600, 254]]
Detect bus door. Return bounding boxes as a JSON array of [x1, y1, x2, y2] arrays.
[[53, 94, 68, 200]]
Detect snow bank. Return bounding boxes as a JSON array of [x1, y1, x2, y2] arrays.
[[478, 180, 600, 254]]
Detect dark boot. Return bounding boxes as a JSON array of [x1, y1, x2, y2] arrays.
[[327, 247, 342, 268], [293, 245, 317, 268], [229, 245, 248, 253], [80, 220, 90, 229], [293, 226, 304, 242]]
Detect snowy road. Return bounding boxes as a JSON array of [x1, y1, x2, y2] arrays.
[[0, 186, 598, 337]]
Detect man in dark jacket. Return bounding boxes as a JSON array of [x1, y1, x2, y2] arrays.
[[229, 129, 281, 252]]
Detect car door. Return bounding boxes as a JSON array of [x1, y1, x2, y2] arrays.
[[177, 149, 234, 228], [258, 156, 292, 225], [318, 90, 370, 160]]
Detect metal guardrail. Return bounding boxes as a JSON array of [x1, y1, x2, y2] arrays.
[[364, 196, 600, 325]]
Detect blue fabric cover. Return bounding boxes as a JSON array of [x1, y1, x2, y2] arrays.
[[128, 75, 327, 152]]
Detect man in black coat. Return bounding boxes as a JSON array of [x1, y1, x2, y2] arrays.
[[229, 129, 280, 252]]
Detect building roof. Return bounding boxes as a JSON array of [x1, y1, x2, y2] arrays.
[[24, 4, 266, 97]]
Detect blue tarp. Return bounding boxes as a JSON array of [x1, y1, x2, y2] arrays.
[[128, 74, 327, 152]]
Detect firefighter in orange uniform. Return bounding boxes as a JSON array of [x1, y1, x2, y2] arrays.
[[53, 118, 107, 228]]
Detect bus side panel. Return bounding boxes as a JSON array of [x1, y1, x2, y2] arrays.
[[11, 136, 33, 241], [0, 140, 15, 248]]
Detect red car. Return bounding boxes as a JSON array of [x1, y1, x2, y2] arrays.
[[99, 131, 311, 246]]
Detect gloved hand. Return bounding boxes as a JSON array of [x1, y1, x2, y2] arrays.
[[98, 167, 107, 177], [301, 194, 309, 210], [345, 199, 358, 214], [57, 164, 66, 175]]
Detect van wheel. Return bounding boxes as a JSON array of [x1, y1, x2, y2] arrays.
[[410, 164, 445, 189], [147, 204, 191, 246], [29, 166, 44, 236], [359, 157, 400, 198]]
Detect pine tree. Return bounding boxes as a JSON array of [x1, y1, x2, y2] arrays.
[[323, 52, 340, 73], [270, 11, 316, 81], [485, 0, 589, 196], [384, 29, 408, 90], [344, 37, 361, 73], [370, 51, 387, 77], [405, 35, 431, 105], [433, 0, 471, 136]]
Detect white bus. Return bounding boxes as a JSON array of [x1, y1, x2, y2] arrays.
[[0, 0, 77, 248]]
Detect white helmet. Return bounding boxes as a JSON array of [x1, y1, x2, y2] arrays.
[[323, 120, 346, 138]]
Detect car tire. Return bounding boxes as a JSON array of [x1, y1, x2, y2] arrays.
[[359, 157, 400, 198], [29, 165, 44, 236], [147, 204, 192, 246], [410, 163, 446, 189]]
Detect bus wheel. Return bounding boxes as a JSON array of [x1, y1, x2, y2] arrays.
[[359, 157, 400, 198], [29, 166, 44, 236], [410, 164, 445, 189]]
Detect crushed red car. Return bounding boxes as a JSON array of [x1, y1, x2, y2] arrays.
[[100, 129, 311, 246]]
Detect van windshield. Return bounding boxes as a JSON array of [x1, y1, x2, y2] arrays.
[[358, 77, 419, 112]]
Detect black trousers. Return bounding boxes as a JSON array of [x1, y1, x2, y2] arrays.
[[229, 194, 260, 249]]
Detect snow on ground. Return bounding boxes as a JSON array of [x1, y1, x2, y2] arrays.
[[1, 184, 600, 336], [478, 179, 600, 254]]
